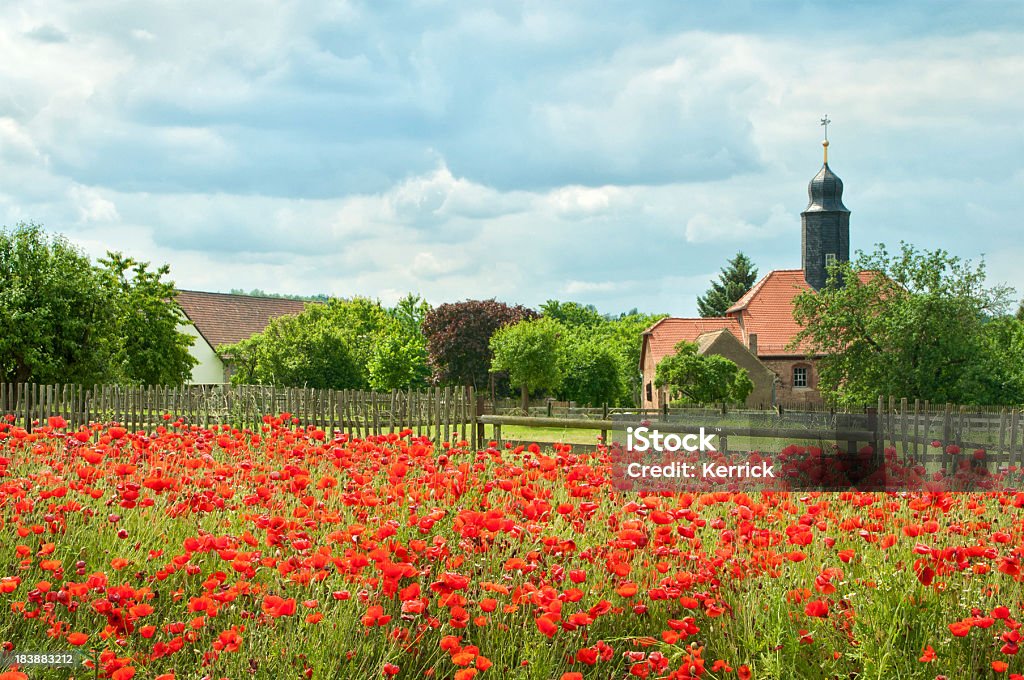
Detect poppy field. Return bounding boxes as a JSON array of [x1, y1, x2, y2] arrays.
[[3, 414, 1024, 679]]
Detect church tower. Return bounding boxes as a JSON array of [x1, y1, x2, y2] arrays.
[[801, 117, 850, 290]]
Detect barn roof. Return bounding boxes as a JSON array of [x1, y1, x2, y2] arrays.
[[175, 290, 310, 351]]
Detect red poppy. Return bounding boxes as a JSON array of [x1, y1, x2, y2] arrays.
[[804, 600, 829, 618]]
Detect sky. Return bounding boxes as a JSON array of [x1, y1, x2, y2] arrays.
[[1, 1, 1022, 317]]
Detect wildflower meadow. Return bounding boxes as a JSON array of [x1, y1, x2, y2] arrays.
[[2, 414, 1024, 679]]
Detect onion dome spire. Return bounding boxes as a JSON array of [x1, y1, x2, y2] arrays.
[[801, 115, 851, 290]]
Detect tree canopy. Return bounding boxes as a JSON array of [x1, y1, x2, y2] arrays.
[[489, 317, 563, 411], [697, 252, 759, 317], [540, 300, 604, 327], [0, 223, 196, 385], [654, 340, 754, 405], [792, 242, 1023, 406], [223, 296, 431, 391], [99, 253, 197, 385], [556, 336, 622, 407], [423, 300, 537, 389]]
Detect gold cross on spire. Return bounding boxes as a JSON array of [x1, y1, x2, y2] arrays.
[[820, 114, 831, 164]]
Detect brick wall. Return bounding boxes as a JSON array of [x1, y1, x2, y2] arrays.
[[761, 358, 823, 405]]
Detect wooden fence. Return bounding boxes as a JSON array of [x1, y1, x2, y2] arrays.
[[876, 396, 1024, 468], [3, 385, 1022, 469], [0, 383, 478, 446]]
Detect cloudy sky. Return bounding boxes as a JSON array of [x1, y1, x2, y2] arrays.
[[1, 1, 1022, 316]]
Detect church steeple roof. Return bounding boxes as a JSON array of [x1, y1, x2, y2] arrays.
[[803, 160, 850, 213], [803, 117, 849, 214]]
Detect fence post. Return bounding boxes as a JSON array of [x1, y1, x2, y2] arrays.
[[941, 403, 952, 475], [871, 395, 883, 462]]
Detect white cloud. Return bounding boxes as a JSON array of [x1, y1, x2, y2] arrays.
[[68, 185, 119, 223], [0, 3, 1021, 317]]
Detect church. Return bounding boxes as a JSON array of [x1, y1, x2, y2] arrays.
[[640, 135, 863, 408]]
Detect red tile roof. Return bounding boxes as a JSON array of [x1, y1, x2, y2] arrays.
[[645, 269, 876, 363], [641, 317, 744, 369], [726, 269, 811, 355], [727, 269, 875, 355], [175, 290, 311, 351]]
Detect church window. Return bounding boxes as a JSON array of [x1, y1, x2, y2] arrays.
[[646, 382, 653, 402], [825, 253, 837, 267], [793, 366, 808, 388]]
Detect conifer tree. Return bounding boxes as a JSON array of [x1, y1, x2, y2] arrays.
[[696, 252, 758, 317]]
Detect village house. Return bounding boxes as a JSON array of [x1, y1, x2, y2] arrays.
[[641, 139, 858, 408], [175, 290, 310, 384]]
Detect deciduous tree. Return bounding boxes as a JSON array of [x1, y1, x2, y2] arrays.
[[792, 242, 1021, 406], [0, 224, 114, 384], [0, 223, 195, 385], [223, 303, 362, 389], [423, 300, 537, 389], [99, 252, 196, 385], [556, 336, 622, 407], [654, 340, 754, 405], [490, 317, 563, 411]]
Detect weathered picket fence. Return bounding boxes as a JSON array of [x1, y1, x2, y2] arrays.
[[0, 383, 478, 446]]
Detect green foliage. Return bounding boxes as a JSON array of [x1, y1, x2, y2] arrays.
[[0, 223, 195, 385], [539, 302, 666, 406], [229, 288, 330, 303], [223, 295, 432, 391], [697, 251, 759, 317], [99, 253, 197, 385], [490, 317, 563, 408], [792, 242, 1021, 406], [556, 336, 622, 407], [223, 303, 363, 389], [368, 335, 430, 391], [0, 224, 114, 384], [654, 340, 754, 405], [1017, 300, 1024, 321], [541, 300, 604, 327]]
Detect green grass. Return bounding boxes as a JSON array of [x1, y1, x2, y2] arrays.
[[493, 424, 604, 445]]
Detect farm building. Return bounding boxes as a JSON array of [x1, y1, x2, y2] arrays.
[[641, 140, 857, 408], [175, 290, 310, 384]]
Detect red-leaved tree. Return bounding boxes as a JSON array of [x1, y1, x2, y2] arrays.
[[422, 299, 537, 390]]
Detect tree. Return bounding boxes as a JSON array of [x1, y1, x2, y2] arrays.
[[223, 295, 432, 391], [490, 317, 563, 411], [1, 224, 114, 384], [792, 242, 1020, 406], [99, 253, 196, 385], [653, 340, 754, 405], [1017, 300, 1024, 321], [423, 300, 537, 390], [556, 335, 622, 407], [229, 288, 330, 303], [367, 335, 430, 391], [697, 252, 758, 317], [0, 223, 195, 385], [388, 293, 431, 336], [541, 300, 604, 327], [369, 293, 432, 391], [223, 304, 363, 389]]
